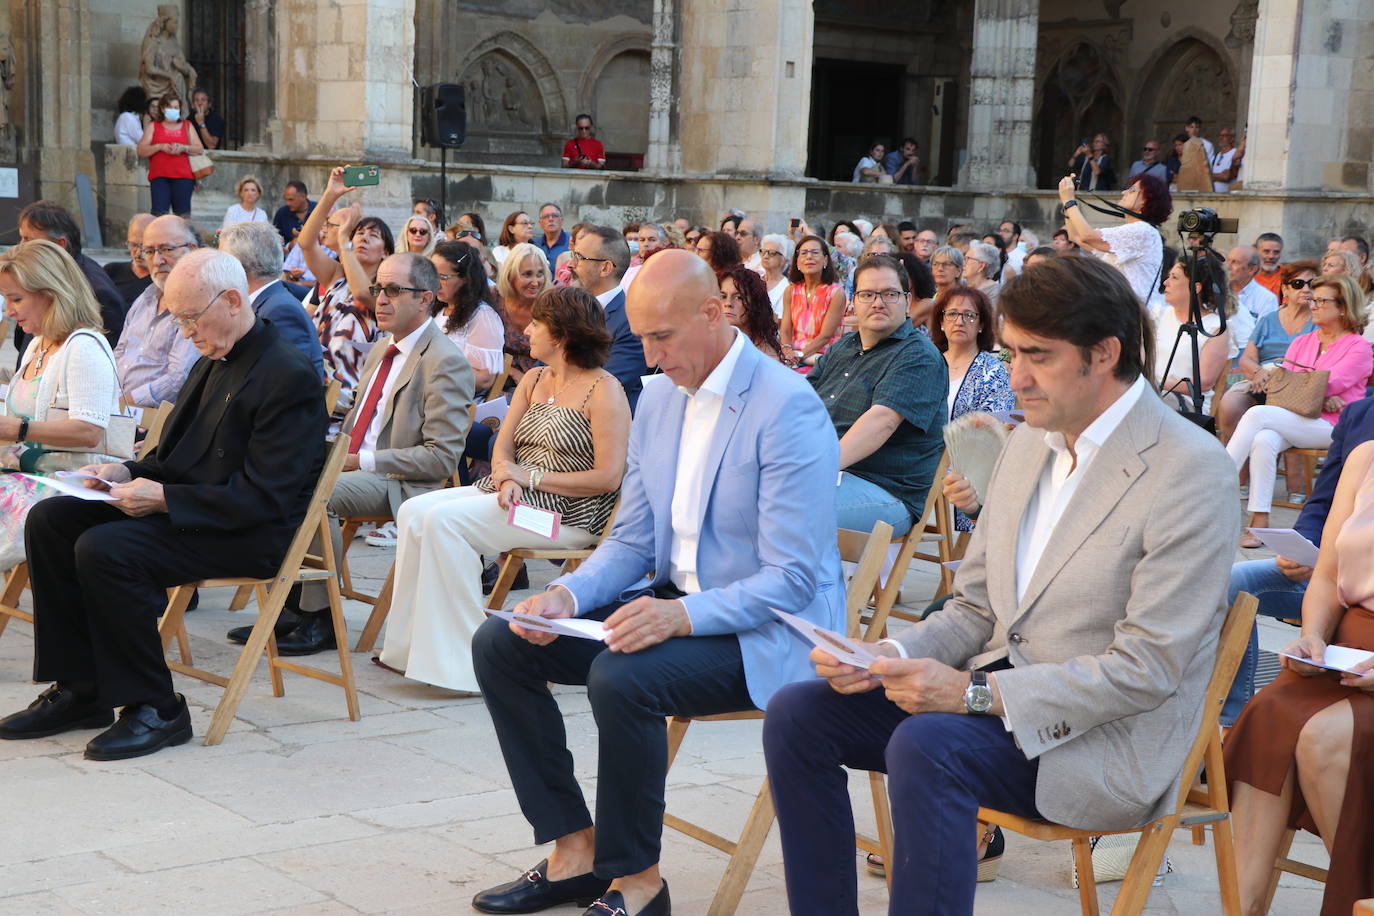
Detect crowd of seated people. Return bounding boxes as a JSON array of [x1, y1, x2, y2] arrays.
[[4, 173, 1374, 916]]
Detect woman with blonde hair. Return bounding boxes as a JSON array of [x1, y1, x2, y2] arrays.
[[0, 240, 124, 568], [221, 175, 269, 226], [495, 241, 552, 385], [400, 214, 438, 258]]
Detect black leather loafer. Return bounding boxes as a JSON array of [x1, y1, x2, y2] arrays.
[[0, 685, 113, 739], [471, 859, 610, 914], [581, 881, 670, 916], [84, 695, 192, 761], [272, 611, 337, 656], [482, 560, 528, 595], [227, 608, 302, 645]]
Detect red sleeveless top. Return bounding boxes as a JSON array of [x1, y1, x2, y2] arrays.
[[147, 120, 193, 180]]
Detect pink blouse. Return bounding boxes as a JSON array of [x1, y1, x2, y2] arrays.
[[1282, 330, 1373, 424]]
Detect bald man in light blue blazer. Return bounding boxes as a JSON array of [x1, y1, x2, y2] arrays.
[[468, 251, 842, 916]]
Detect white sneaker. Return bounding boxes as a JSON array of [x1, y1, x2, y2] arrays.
[[365, 522, 398, 548]]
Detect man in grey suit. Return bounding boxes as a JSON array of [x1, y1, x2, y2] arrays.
[[226, 252, 474, 654], [218, 221, 324, 379], [764, 256, 1240, 916]]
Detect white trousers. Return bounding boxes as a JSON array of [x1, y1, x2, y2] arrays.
[[378, 486, 598, 692], [1226, 405, 1333, 513]]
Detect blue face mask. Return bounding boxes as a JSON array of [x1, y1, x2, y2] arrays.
[[627, 240, 640, 255], [163, 108, 181, 122]]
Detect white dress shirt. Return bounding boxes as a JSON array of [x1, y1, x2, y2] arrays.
[[354, 318, 431, 471], [1236, 278, 1279, 321], [595, 284, 624, 309], [669, 328, 748, 594], [1015, 375, 1146, 603]]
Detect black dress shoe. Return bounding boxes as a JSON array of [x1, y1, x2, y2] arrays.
[[273, 610, 337, 656], [581, 881, 670, 916], [84, 695, 192, 761], [227, 608, 302, 645], [481, 560, 529, 595], [0, 685, 113, 739], [472, 859, 610, 914]]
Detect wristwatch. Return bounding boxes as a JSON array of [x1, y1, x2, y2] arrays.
[[964, 670, 993, 715], [1062, 199, 1079, 210]]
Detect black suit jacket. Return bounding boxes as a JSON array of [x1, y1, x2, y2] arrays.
[[124, 320, 327, 575], [602, 288, 650, 413]]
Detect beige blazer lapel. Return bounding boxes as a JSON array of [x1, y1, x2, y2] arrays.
[[341, 339, 387, 438], [987, 433, 1050, 619], [1013, 396, 1160, 619], [376, 323, 435, 445]]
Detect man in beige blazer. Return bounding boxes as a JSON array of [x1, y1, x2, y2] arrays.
[[227, 252, 474, 654], [764, 256, 1240, 916]]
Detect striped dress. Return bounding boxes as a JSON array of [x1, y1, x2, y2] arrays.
[[475, 370, 618, 534], [313, 275, 378, 425]]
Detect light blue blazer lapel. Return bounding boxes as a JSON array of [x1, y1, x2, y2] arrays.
[[694, 346, 758, 533]]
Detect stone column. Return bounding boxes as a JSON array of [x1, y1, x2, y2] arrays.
[[239, 0, 276, 151], [676, 0, 812, 178], [18, 0, 93, 207], [1243, 0, 1374, 193], [957, 0, 1038, 190], [272, 0, 415, 158], [644, 0, 681, 175]]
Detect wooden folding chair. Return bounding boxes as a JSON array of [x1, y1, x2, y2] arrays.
[[1276, 447, 1326, 511], [956, 593, 1254, 915], [158, 437, 360, 745], [485, 353, 512, 402], [323, 377, 342, 415], [660, 522, 893, 916], [0, 400, 177, 641], [1259, 828, 1328, 913], [869, 451, 953, 630]]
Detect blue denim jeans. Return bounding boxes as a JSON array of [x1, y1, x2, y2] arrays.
[[834, 472, 914, 537], [1219, 558, 1309, 726]]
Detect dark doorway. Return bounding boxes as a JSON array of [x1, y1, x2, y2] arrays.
[[185, 0, 246, 149], [808, 58, 905, 182]]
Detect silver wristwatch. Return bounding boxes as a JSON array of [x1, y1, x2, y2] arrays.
[[964, 670, 993, 715]]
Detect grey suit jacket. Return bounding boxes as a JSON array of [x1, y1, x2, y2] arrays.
[[896, 388, 1240, 830], [341, 320, 474, 515]]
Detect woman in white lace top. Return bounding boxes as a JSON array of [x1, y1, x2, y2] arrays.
[[1058, 171, 1171, 305]]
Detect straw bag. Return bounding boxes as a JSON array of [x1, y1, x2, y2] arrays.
[[188, 153, 214, 179]]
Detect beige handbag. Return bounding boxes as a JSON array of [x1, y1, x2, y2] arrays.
[[188, 153, 214, 179], [38, 329, 137, 460], [1265, 360, 1328, 419]]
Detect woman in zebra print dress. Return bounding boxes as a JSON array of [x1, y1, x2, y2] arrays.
[[378, 287, 631, 693]]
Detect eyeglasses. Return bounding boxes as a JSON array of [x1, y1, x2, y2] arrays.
[[513, 219, 534, 227], [540, 212, 562, 221], [407, 226, 430, 234], [1310, 295, 1340, 308], [1285, 278, 1314, 290], [435, 272, 462, 282], [760, 249, 784, 258], [368, 283, 427, 299], [853, 289, 907, 305], [570, 251, 610, 265], [931, 259, 959, 269], [942, 310, 980, 325], [797, 249, 824, 259], [170, 288, 228, 331], [454, 229, 481, 241], [575, 125, 593, 133], [141, 242, 193, 259]]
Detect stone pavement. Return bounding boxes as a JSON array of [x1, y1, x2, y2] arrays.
[[0, 508, 1330, 914]]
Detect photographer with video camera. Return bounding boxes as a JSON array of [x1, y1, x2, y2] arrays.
[[1058, 172, 1169, 305]]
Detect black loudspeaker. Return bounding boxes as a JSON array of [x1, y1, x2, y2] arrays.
[[421, 83, 466, 148]]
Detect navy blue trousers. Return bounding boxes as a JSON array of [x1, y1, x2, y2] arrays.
[[764, 679, 1041, 916], [471, 602, 754, 879]]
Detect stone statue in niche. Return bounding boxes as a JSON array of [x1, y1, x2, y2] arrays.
[[465, 56, 535, 131], [0, 30, 14, 135], [139, 5, 197, 104], [1225, 0, 1260, 48]]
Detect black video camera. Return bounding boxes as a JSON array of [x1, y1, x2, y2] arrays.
[[1177, 208, 1239, 236]]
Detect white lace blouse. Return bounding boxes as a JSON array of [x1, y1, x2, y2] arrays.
[[1091, 221, 1163, 306], [443, 302, 505, 377]]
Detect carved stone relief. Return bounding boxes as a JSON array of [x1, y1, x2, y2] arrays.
[[1225, 0, 1259, 48], [463, 53, 541, 132], [139, 4, 197, 105], [1149, 40, 1236, 140]]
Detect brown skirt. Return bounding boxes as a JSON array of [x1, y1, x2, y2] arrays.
[[1224, 605, 1374, 916]]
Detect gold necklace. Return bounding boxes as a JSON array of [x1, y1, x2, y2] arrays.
[[543, 370, 582, 405]]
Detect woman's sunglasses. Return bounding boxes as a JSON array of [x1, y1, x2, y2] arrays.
[[1284, 278, 1313, 290]]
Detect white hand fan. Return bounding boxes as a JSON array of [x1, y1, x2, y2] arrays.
[[943, 411, 1011, 504]]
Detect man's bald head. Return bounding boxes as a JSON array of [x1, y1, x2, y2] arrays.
[[142, 214, 200, 290], [626, 249, 734, 389], [128, 213, 156, 235]]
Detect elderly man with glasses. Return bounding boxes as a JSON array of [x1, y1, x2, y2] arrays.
[[0, 249, 328, 760], [807, 254, 947, 537], [1127, 140, 1170, 183], [534, 202, 570, 265], [735, 218, 763, 273], [112, 215, 203, 407]]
